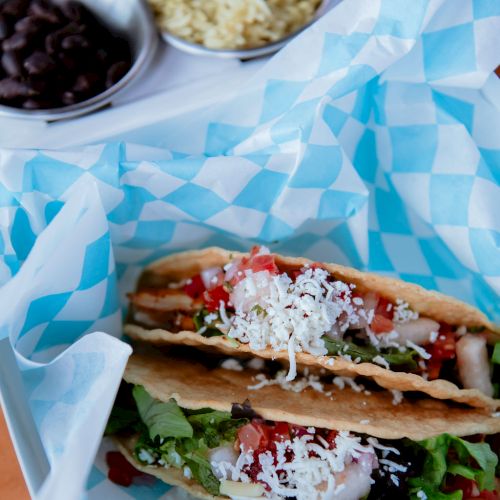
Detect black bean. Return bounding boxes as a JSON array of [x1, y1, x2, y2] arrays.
[[57, 51, 77, 71], [72, 72, 100, 93], [61, 90, 76, 105], [0, 76, 36, 99], [22, 96, 52, 109], [1, 50, 23, 76], [0, 14, 11, 40], [59, 1, 84, 22], [24, 51, 55, 75], [105, 61, 128, 88], [28, 1, 60, 24], [61, 34, 89, 50], [2, 31, 31, 51], [15, 16, 44, 35], [2, 0, 28, 19]]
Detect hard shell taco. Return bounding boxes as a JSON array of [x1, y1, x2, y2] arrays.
[[124, 247, 500, 409], [106, 351, 500, 500]]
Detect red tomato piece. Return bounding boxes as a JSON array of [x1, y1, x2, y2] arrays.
[[106, 451, 143, 487], [249, 254, 279, 274], [375, 296, 394, 319], [371, 314, 394, 334], [183, 274, 206, 299], [230, 247, 280, 285], [325, 430, 338, 447], [271, 422, 290, 442], [238, 422, 270, 452], [203, 285, 230, 312]]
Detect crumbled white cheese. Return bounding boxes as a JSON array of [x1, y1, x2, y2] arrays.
[[204, 312, 218, 323], [228, 268, 363, 380], [373, 355, 390, 369], [390, 390, 403, 405], [247, 357, 265, 370], [183, 466, 192, 479], [215, 432, 375, 500], [492, 412, 500, 418], [366, 438, 400, 456], [417, 490, 428, 500], [221, 358, 244, 371], [247, 369, 325, 394], [360, 419, 370, 425], [406, 340, 431, 360], [332, 376, 365, 393], [393, 299, 419, 324], [379, 459, 408, 473], [138, 449, 155, 465]]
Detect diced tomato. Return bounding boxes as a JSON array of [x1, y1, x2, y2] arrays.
[[375, 296, 394, 319], [238, 422, 270, 452], [425, 330, 457, 380], [106, 451, 144, 487], [183, 275, 206, 299], [371, 314, 394, 334], [203, 285, 230, 312], [325, 430, 338, 447], [289, 424, 310, 439], [270, 422, 290, 442], [230, 246, 279, 285]]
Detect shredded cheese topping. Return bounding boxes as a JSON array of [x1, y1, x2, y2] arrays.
[[228, 267, 361, 380], [213, 431, 375, 500], [247, 369, 329, 395]]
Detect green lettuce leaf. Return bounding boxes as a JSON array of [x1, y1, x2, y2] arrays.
[[187, 409, 248, 448], [132, 385, 193, 440], [104, 406, 141, 436], [492, 343, 500, 365], [322, 336, 419, 369], [184, 452, 221, 496], [193, 310, 224, 337], [409, 434, 498, 499], [129, 388, 248, 496]]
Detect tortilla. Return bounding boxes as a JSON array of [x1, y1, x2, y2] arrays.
[[126, 247, 500, 410], [138, 247, 500, 334], [122, 351, 500, 440]]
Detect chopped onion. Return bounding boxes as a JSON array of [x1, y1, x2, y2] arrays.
[[393, 318, 440, 346], [201, 267, 223, 289]]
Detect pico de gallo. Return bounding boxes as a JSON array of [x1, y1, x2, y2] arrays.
[[107, 383, 499, 499], [128, 246, 499, 397]]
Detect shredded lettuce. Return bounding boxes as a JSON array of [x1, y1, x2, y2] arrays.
[[409, 434, 498, 499], [122, 386, 249, 495], [132, 385, 193, 440], [322, 336, 419, 369], [193, 310, 224, 337]]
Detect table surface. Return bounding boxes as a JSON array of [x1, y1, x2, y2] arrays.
[[0, 410, 29, 500]]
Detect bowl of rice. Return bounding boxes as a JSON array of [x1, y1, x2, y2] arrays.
[[148, 0, 332, 58]]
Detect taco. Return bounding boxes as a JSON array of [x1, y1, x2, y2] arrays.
[[107, 351, 500, 499], [125, 246, 500, 409]]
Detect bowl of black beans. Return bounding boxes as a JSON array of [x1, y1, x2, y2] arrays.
[[0, 0, 158, 120]]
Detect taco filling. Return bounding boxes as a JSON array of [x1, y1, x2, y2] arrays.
[[128, 246, 499, 398], [107, 384, 499, 500]]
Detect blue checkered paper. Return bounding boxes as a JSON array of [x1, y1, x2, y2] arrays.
[[0, 0, 499, 498]]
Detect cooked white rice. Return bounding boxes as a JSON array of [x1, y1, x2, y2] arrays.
[[149, 0, 322, 50]]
